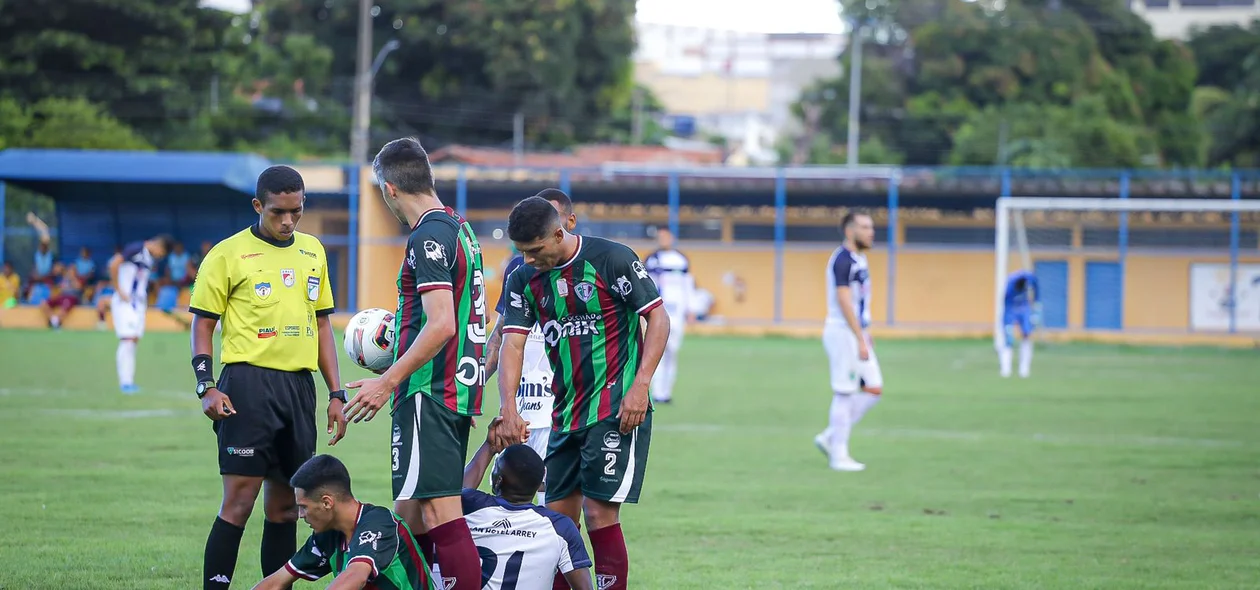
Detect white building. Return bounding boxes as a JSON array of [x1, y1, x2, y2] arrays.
[[633, 22, 846, 164], [1129, 0, 1260, 40]]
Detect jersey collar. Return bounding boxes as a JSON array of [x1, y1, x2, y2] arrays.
[[250, 223, 295, 248], [411, 207, 447, 230], [555, 235, 583, 270]]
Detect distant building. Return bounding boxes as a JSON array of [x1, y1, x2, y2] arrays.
[[633, 23, 846, 165], [1129, 0, 1260, 40]]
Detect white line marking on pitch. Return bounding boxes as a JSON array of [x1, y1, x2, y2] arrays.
[[655, 423, 1246, 449]]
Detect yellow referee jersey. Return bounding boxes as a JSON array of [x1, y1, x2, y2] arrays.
[[190, 225, 335, 372]]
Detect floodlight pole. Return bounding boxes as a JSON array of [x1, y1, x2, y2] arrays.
[[350, 0, 373, 164], [846, 21, 864, 167]]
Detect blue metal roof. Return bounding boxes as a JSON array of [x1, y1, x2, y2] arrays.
[[0, 149, 273, 200]]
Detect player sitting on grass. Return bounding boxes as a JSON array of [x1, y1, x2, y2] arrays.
[[458, 421, 594, 590], [252, 454, 435, 590], [998, 269, 1040, 379]]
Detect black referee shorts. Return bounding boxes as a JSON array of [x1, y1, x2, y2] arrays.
[[212, 363, 317, 480]]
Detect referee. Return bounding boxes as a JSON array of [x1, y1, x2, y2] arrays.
[[189, 165, 349, 590]]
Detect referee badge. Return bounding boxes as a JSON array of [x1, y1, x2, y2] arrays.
[[255, 282, 272, 299], [307, 275, 320, 301], [281, 268, 296, 287]]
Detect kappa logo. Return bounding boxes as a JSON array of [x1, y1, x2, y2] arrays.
[[281, 268, 296, 288], [208, 574, 231, 583], [631, 260, 648, 279], [574, 282, 596, 302], [358, 530, 383, 550], [491, 518, 512, 529], [596, 574, 618, 590], [195, 360, 207, 372], [254, 281, 272, 299]]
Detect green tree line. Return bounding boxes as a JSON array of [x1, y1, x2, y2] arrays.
[[794, 0, 1260, 169]]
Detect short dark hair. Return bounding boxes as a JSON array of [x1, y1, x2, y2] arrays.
[[290, 454, 353, 499], [373, 137, 435, 196], [495, 444, 545, 497], [841, 210, 871, 231], [152, 234, 176, 254], [508, 196, 562, 242], [256, 165, 305, 202], [535, 188, 573, 215]]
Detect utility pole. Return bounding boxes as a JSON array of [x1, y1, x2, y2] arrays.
[[631, 87, 644, 145], [349, 0, 373, 164], [513, 111, 525, 164], [845, 22, 864, 167]]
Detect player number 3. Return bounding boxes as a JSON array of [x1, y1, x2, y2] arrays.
[[392, 447, 400, 471]]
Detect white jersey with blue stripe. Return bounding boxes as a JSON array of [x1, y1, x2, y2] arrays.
[[114, 241, 155, 305], [644, 248, 694, 317], [826, 246, 871, 329], [461, 489, 591, 590]]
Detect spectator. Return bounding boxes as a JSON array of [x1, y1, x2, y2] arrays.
[[0, 262, 20, 309], [43, 264, 83, 329], [167, 242, 194, 288], [76, 247, 99, 301], [27, 213, 55, 291]]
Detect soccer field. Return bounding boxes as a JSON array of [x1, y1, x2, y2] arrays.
[[0, 329, 1257, 589]]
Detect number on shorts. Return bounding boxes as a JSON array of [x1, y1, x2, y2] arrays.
[[392, 447, 399, 471], [604, 452, 616, 476]]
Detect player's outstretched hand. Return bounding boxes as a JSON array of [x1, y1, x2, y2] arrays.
[[326, 399, 348, 446], [343, 377, 391, 424], [618, 383, 650, 434], [492, 411, 529, 450], [201, 388, 235, 421]]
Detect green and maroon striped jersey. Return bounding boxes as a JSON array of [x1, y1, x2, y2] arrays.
[[503, 235, 663, 433], [285, 503, 435, 590], [393, 206, 486, 416]]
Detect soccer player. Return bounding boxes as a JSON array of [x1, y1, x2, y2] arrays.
[[459, 430, 595, 590], [251, 454, 436, 590], [485, 188, 578, 504], [342, 138, 486, 590], [108, 234, 174, 393], [494, 196, 670, 590], [815, 211, 883, 472], [643, 226, 695, 404], [999, 269, 1041, 378], [190, 165, 349, 590]]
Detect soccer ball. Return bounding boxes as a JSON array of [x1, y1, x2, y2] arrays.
[[344, 308, 396, 373]]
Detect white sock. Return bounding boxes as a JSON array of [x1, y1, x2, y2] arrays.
[[827, 393, 853, 458], [1018, 339, 1033, 378], [652, 350, 676, 402], [999, 346, 1013, 377], [850, 392, 880, 426], [117, 339, 137, 387]]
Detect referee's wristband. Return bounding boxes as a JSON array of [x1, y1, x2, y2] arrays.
[[192, 354, 215, 383]]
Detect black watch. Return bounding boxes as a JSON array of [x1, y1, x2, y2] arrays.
[[329, 389, 348, 404], [196, 380, 216, 399]]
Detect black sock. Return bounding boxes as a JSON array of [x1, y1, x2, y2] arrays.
[[261, 519, 298, 577], [204, 517, 245, 590]]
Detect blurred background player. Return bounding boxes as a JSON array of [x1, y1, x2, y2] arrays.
[[109, 234, 174, 393], [251, 454, 434, 590], [999, 269, 1041, 378], [816, 212, 883, 472], [0, 261, 20, 308], [459, 427, 595, 590], [643, 226, 695, 404], [485, 188, 578, 505]]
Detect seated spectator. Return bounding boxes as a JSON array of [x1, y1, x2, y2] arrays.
[[76, 247, 99, 301], [167, 242, 194, 288], [43, 264, 84, 329], [0, 262, 20, 308]]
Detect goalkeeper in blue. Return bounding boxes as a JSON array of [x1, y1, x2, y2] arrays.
[[999, 270, 1040, 378]]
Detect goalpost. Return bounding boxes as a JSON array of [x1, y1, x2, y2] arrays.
[[993, 197, 1260, 348]]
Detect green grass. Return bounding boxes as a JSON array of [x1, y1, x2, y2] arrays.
[[0, 329, 1258, 589]]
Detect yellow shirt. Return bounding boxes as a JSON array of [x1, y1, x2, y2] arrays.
[[0, 273, 19, 301], [190, 226, 335, 372]]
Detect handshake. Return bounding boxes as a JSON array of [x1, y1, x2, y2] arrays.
[[482, 413, 532, 453]]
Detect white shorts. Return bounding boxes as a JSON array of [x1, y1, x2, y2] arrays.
[[525, 427, 550, 463], [665, 310, 686, 354], [112, 298, 147, 339], [822, 322, 883, 394]]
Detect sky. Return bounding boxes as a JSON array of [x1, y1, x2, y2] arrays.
[[199, 0, 847, 35]]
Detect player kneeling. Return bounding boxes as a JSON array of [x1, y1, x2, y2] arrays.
[[456, 422, 594, 590], [252, 454, 435, 590]]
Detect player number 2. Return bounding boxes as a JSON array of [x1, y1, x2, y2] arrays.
[[392, 447, 399, 471], [604, 452, 616, 475]]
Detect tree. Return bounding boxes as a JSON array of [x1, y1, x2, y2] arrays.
[[1188, 19, 1260, 167], [950, 97, 1155, 168], [0, 97, 152, 151]]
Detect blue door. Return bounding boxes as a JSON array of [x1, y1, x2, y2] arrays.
[[1085, 261, 1123, 330], [1033, 261, 1068, 329]]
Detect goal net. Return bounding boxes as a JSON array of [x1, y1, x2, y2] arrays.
[[993, 197, 1260, 347]]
